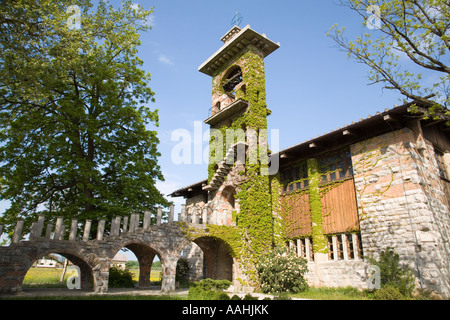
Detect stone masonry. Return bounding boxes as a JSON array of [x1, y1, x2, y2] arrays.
[[350, 126, 450, 297], [0, 206, 238, 295]]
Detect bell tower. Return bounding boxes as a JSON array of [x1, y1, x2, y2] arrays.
[[199, 25, 280, 192]]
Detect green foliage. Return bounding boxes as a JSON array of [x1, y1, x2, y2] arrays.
[[108, 266, 135, 288], [175, 257, 190, 282], [373, 285, 403, 300], [328, 0, 450, 125], [257, 246, 308, 294], [125, 260, 139, 269], [367, 247, 416, 298], [187, 278, 231, 300], [0, 0, 168, 233], [307, 158, 328, 254]]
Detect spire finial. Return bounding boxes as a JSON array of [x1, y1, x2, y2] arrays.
[[231, 12, 243, 27]]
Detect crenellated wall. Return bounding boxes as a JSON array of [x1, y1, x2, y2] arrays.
[[0, 206, 238, 295]]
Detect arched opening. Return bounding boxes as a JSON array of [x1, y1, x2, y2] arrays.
[[113, 242, 162, 290], [22, 252, 93, 292], [192, 236, 233, 281], [222, 66, 242, 95]]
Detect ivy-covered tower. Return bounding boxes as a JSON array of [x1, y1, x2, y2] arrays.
[[198, 25, 280, 285], [200, 25, 279, 189]]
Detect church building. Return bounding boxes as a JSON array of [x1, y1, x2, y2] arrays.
[[170, 25, 450, 297]]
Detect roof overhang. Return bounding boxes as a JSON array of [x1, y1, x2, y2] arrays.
[[198, 25, 280, 77], [204, 99, 248, 125], [278, 101, 424, 165], [169, 179, 208, 198]]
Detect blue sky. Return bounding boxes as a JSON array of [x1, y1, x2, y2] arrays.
[[0, 0, 406, 229]]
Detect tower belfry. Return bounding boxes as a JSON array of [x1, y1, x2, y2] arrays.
[[170, 25, 279, 228], [199, 25, 280, 194]]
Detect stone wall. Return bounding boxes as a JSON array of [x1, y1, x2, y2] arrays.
[[350, 127, 450, 297], [305, 258, 368, 290], [182, 242, 204, 282]]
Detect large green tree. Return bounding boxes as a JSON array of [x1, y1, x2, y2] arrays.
[[0, 0, 168, 234], [328, 0, 450, 124]]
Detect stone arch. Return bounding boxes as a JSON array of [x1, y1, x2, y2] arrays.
[[192, 236, 234, 281], [111, 240, 162, 289], [22, 247, 94, 291]]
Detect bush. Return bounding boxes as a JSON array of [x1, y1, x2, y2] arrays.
[[176, 257, 190, 282], [257, 246, 308, 294], [367, 247, 416, 298], [108, 266, 135, 288], [188, 278, 232, 300], [373, 286, 403, 300]]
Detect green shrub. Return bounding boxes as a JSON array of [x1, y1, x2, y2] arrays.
[[367, 247, 416, 298], [108, 266, 135, 288], [176, 257, 190, 282], [187, 278, 232, 300], [257, 246, 308, 294], [373, 286, 403, 300]]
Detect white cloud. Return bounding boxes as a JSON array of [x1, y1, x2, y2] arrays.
[[158, 54, 174, 66]]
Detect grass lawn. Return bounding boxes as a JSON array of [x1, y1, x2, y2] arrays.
[[289, 286, 370, 300], [23, 266, 162, 288]]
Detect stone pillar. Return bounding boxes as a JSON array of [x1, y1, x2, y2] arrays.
[[352, 234, 360, 260], [97, 220, 105, 241], [112, 216, 121, 237], [69, 219, 78, 241], [296, 239, 302, 257], [332, 236, 338, 261], [122, 216, 128, 233], [161, 256, 178, 293], [29, 222, 37, 241], [202, 208, 208, 225], [92, 261, 110, 294], [191, 207, 198, 224], [54, 217, 63, 240], [137, 252, 156, 288], [12, 220, 24, 244], [180, 204, 186, 222], [305, 238, 311, 261], [143, 211, 151, 229], [156, 207, 162, 226], [35, 215, 45, 240], [45, 224, 53, 240], [129, 214, 137, 232], [169, 204, 175, 223], [342, 234, 348, 260], [83, 220, 91, 241], [58, 226, 65, 240]]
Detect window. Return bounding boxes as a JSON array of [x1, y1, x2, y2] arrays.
[[222, 66, 242, 94], [281, 161, 308, 193], [318, 150, 353, 183]]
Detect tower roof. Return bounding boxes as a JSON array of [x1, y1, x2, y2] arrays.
[[198, 25, 280, 76]]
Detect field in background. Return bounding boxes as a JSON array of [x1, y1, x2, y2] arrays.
[[23, 263, 162, 287]]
